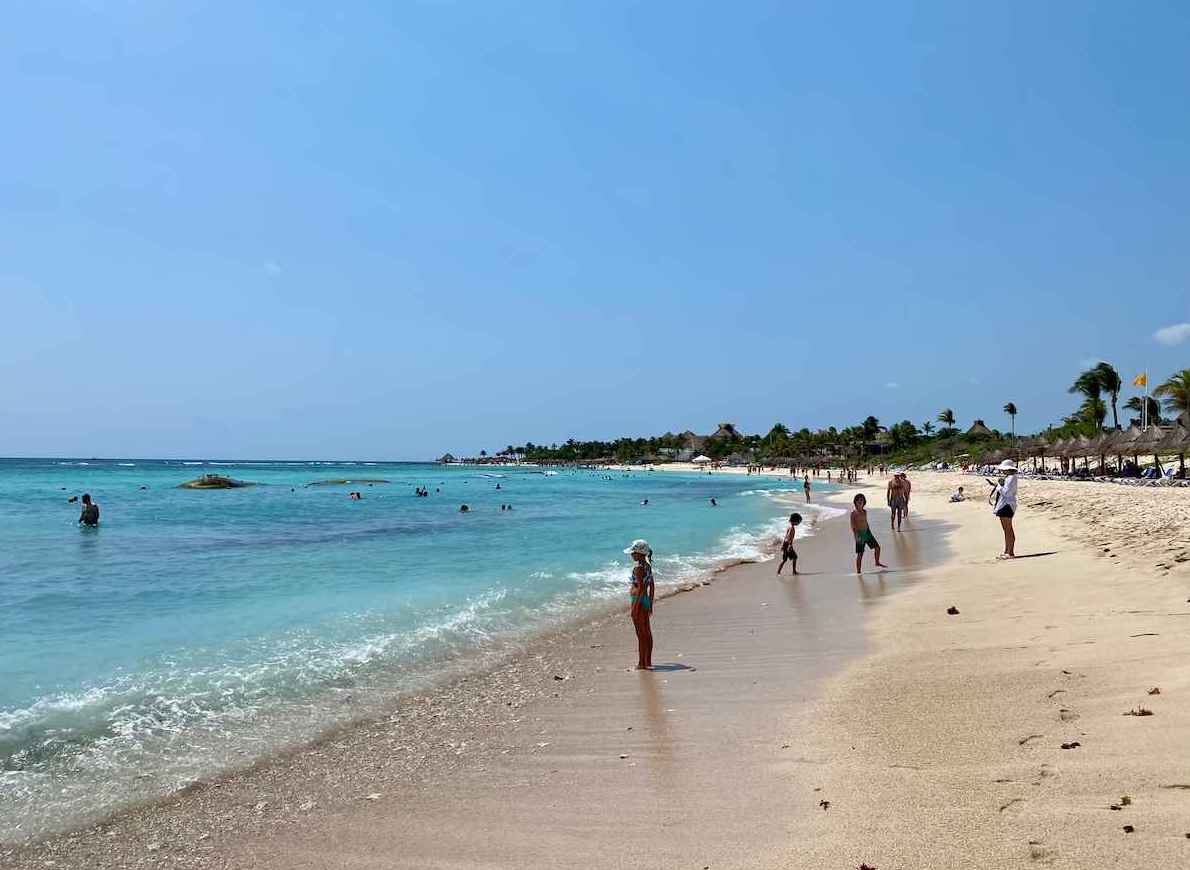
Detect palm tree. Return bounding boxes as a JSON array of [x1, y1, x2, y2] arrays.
[[936, 409, 956, 434], [1003, 402, 1018, 439], [1081, 397, 1107, 428], [1154, 369, 1190, 415], [1094, 362, 1122, 429], [1068, 368, 1102, 402], [1124, 396, 1162, 425], [921, 421, 935, 436], [861, 416, 880, 440]]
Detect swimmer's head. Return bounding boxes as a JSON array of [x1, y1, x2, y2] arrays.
[[853, 494, 866, 508], [790, 513, 802, 525], [81, 493, 91, 504]]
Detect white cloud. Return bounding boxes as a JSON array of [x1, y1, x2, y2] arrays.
[[1154, 322, 1190, 346], [885, 381, 900, 389], [263, 260, 282, 276]]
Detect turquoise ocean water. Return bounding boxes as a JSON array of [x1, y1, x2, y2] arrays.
[[0, 458, 840, 840]]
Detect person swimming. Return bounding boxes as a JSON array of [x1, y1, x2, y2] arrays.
[[78, 493, 100, 527]]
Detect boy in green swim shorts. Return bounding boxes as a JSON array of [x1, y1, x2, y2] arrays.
[[850, 493, 888, 574]]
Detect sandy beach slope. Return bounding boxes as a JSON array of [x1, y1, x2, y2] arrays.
[[6, 472, 1190, 868]]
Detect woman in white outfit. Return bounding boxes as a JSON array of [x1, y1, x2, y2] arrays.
[[992, 459, 1018, 559]]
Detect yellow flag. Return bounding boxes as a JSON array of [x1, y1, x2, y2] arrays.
[[1133, 372, 1147, 387]]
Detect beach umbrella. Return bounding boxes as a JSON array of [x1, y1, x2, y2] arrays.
[[1131, 424, 1167, 470], [692, 454, 712, 464], [1156, 424, 1190, 476], [1109, 424, 1144, 472], [1088, 431, 1118, 473]]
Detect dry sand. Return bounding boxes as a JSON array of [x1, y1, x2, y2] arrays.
[[6, 472, 1190, 869]]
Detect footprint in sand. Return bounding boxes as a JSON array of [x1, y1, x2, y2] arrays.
[[1028, 840, 1056, 863]]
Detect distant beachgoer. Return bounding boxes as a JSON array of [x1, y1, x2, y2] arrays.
[[776, 513, 802, 575], [625, 539, 655, 670], [641, 499, 649, 506], [709, 497, 717, 506], [67, 495, 79, 503], [78, 493, 99, 526], [827, 470, 831, 482], [991, 460, 1018, 559], [949, 486, 965, 502], [887, 474, 907, 530], [496, 483, 501, 490], [803, 474, 811, 502], [459, 504, 470, 512], [902, 472, 912, 515], [850, 494, 886, 574]]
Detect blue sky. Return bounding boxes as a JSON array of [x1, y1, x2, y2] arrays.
[[3, 1, 1189, 459]]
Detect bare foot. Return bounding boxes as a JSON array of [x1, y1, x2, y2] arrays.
[[876, 560, 889, 568]]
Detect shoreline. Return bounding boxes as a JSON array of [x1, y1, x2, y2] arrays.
[[3, 493, 895, 868], [0, 487, 851, 854]]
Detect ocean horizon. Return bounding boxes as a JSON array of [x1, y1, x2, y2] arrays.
[[0, 457, 840, 841]]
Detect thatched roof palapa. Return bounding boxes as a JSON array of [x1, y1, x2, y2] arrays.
[[1155, 424, 1190, 455], [1131, 425, 1167, 455]]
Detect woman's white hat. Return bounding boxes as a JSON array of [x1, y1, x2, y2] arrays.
[[624, 539, 652, 556], [996, 459, 1018, 472]]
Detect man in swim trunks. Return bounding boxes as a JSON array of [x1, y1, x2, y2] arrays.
[[886, 473, 907, 531], [850, 494, 886, 574]]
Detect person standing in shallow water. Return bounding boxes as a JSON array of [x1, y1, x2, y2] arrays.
[[803, 474, 811, 502], [625, 539, 654, 670], [78, 493, 99, 527]]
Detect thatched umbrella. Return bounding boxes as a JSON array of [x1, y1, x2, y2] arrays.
[[1131, 425, 1168, 471], [1155, 424, 1190, 477], [1067, 435, 1096, 470], [1046, 437, 1067, 472], [1110, 424, 1144, 471], [1089, 430, 1120, 474]]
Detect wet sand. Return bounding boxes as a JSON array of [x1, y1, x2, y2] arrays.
[[3, 495, 936, 869]]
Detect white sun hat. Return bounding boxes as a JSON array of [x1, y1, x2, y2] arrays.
[[624, 539, 652, 556], [996, 459, 1018, 472]]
